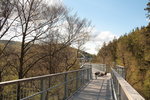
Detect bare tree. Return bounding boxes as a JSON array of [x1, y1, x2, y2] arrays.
[[38, 18, 91, 98], [0, 0, 91, 99], [0, 0, 17, 38], [0, 0, 17, 72], [0, 0, 19, 50], [7, 0, 67, 99], [12, 0, 66, 78], [61, 47, 80, 71], [0, 1, 18, 99], [39, 12, 91, 74]]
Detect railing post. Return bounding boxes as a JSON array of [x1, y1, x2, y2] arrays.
[[0, 86, 3, 100], [117, 83, 121, 100], [76, 71, 79, 90], [124, 68, 127, 80], [40, 79, 46, 100], [79, 70, 82, 86], [90, 65, 92, 80], [64, 73, 68, 99], [87, 69, 90, 82], [80, 70, 83, 85], [122, 68, 124, 78], [83, 70, 85, 84]]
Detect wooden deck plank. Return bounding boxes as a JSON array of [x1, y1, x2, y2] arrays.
[[69, 72, 113, 100]]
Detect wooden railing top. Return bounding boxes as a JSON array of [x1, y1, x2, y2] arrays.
[[116, 65, 124, 68], [112, 68, 145, 100]]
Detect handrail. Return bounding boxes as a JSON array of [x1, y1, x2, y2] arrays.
[[0, 66, 92, 100], [0, 67, 89, 86], [111, 68, 145, 100], [116, 65, 124, 68]]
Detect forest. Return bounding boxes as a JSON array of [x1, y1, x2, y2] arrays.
[[94, 3, 150, 99]]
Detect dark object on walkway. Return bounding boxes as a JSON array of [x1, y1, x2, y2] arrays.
[[100, 73, 105, 76], [98, 72, 107, 77], [95, 72, 100, 75], [95, 72, 100, 79]]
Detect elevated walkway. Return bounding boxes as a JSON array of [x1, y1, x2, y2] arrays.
[[0, 63, 145, 100], [69, 74, 112, 100], [69, 64, 145, 100]]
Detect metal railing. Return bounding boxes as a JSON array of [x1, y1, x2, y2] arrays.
[[0, 65, 92, 100], [90, 63, 107, 72], [111, 68, 145, 100], [114, 65, 126, 79]]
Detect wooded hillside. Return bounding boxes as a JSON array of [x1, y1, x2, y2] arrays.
[[95, 25, 150, 99]]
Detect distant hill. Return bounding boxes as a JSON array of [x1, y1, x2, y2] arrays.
[[0, 40, 94, 60], [0, 40, 21, 46]]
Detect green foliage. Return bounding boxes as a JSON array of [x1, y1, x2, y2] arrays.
[[145, 1, 150, 19], [95, 25, 150, 99]]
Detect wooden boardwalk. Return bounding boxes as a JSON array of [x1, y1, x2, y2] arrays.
[[68, 67, 113, 100]]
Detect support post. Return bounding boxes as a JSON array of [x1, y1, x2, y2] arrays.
[[64, 73, 68, 99], [90, 65, 92, 80], [83, 70, 85, 84], [117, 84, 121, 100], [40, 79, 46, 100], [80, 70, 82, 85], [76, 71, 79, 90], [87, 69, 90, 82], [122, 68, 124, 78]]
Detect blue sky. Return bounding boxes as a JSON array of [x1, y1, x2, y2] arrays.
[[62, 0, 149, 54], [63, 0, 148, 35]]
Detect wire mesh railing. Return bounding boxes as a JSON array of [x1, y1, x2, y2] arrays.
[[0, 65, 92, 100], [91, 64, 107, 72], [114, 65, 126, 79]]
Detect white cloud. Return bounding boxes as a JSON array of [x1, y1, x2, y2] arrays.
[[83, 30, 118, 55], [46, 0, 62, 5], [94, 31, 117, 41]]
